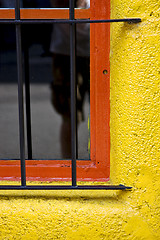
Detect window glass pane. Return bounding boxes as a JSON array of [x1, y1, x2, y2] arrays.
[[0, 0, 15, 8], [22, 0, 90, 9], [22, 0, 51, 8], [76, 22, 90, 160], [0, 25, 19, 159], [23, 18, 90, 160], [22, 24, 62, 159], [0, 0, 90, 160], [49, 0, 91, 160]]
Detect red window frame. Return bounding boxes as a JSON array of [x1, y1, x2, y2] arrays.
[[0, 0, 110, 182]]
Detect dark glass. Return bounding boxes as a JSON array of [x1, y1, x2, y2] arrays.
[[22, 20, 90, 160], [22, 0, 90, 9], [0, 0, 90, 160], [76, 21, 90, 159], [22, 0, 51, 8], [22, 23, 70, 159], [0, 0, 15, 8], [0, 25, 19, 159]]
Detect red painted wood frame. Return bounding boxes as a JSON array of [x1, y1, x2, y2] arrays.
[[0, 0, 110, 182]]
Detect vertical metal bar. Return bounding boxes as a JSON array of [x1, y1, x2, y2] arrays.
[[69, 0, 77, 186], [20, 0, 32, 159], [75, 18, 78, 161], [15, 0, 26, 186], [23, 42, 32, 160]]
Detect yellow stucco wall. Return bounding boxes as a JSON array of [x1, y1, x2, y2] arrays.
[[0, 0, 160, 239], [110, 0, 160, 238]]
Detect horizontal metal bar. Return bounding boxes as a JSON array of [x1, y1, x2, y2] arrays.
[[0, 18, 141, 24], [0, 185, 131, 190]]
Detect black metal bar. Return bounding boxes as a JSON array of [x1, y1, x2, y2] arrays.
[[70, 0, 77, 186], [15, 2, 20, 20], [15, 0, 26, 186], [23, 41, 33, 160], [0, 18, 141, 24], [0, 185, 132, 190]]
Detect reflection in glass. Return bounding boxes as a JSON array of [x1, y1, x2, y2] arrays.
[[24, 0, 90, 160], [49, 0, 90, 159], [22, 0, 90, 159], [24, 16, 90, 159], [0, 25, 19, 159], [24, 39, 60, 159], [0, 0, 90, 160]]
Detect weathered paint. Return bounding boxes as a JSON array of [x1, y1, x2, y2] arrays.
[[0, 0, 160, 239]]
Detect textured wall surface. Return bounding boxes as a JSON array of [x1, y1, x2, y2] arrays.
[[0, 183, 150, 240], [110, 0, 160, 238], [0, 0, 160, 239]]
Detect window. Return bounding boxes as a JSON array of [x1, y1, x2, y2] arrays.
[[0, 0, 139, 189]]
